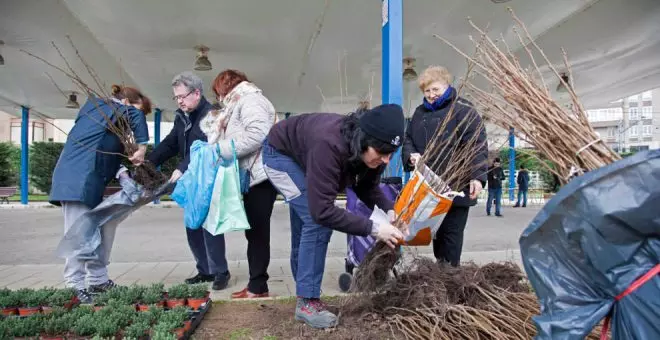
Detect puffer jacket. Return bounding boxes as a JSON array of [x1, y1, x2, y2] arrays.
[[217, 91, 277, 187]]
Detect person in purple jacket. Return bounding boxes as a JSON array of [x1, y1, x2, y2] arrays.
[[262, 104, 408, 329]]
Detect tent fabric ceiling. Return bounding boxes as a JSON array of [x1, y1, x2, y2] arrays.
[[1, 0, 659, 120]]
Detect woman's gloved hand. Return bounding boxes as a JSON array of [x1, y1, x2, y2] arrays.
[[371, 222, 406, 249]]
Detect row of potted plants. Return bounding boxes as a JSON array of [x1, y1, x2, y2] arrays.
[[0, 288, 77, 317], [0, 283, 211, 317], [0, 300, 193, 340], [93, 284, 210, 312]]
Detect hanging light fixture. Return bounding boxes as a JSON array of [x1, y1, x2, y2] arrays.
[[193, 45, 212, 71], [0, 40, 5, 66], [556, 72, 571, 93], [403, 57, 417, 81], [66, 92, 80, 109]]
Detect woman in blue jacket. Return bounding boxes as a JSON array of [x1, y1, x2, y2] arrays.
[[49, 85, 151, 304]]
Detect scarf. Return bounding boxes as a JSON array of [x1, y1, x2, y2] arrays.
[[423, 86, 455, 111], [201, 81, 262, 144]]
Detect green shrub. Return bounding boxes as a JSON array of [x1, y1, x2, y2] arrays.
[[142, 289, 163, 305], [123, 321, 150, 339], [10, 314, 44, 337], [0, 142, 19, 187], [47, 288, 76, 307], [160, 306, 187, 328], [188, 283, 208, 299], [74, 314, 97, 337], [29, 142, 64, 193], [42, 315, 73, 336], [0, 291, 19, 308], [166, 284, 188, 299], [94, 317, 120, 338]]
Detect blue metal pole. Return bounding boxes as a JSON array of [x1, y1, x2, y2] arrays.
[[20, 106, 29, 205], [154, 108, 162, 146], [508, 127, 516, 202], [382, 0, 403, 179], [153, 108, 162, 205]]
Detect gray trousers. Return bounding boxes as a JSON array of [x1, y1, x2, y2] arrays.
[[62, 202, 119, 290]]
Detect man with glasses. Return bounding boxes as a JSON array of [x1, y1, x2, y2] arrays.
[[148, 71, 231, 290]]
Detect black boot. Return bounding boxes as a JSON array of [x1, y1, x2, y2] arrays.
[[185, 273, 214, 284], [212, 272, 231, 291]]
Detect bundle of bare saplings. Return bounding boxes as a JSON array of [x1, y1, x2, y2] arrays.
[[341, 9, 612, 340], [22, 38, 166, 190]]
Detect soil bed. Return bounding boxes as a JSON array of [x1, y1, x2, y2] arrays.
[[192, 299, 400, 340]]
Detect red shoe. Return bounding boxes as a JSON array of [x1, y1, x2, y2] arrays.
[[231, 288, 269, 299]]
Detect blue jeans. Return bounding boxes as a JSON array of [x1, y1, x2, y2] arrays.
[[516, 189, 528, 206], [486, 187, 502, 215], [261, 141, 333, 299]]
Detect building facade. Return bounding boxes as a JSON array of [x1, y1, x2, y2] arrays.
[[586, 89, 660, 152]]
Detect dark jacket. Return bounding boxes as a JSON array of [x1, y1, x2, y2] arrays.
[[267, 113, 394, 236], [148, 97, 212, 172], [50, 98, 149, 209], [487, 166, 505, 189], [402, 93, 488, 207], [517, 169, 530, 191]]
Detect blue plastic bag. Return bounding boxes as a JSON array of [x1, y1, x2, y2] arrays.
[[520, 149, 660, 340], [171, 140, 221, 229]]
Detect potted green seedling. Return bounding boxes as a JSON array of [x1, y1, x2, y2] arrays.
[[93, 291, 111, 311], [138, 288, 165, 311], [73, 314, 97, 338], [123, 285, 146, 306], [40, 314, 74, 340], [122, 320, 150, 340], [10, 313, 44, 338], [153, 321, 182, 339], [43, 288, 76, 314], [0, 290, 20, 316], [165, 284, 188, 309], [18, 288, 47, 316], [186, 284, 210, 311], [94, 316, 121, 340]]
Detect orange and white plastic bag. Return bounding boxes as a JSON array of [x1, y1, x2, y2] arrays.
[[394, 164, 464, 246]]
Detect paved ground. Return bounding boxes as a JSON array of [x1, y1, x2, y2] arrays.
[[0, 202, 540, 300]]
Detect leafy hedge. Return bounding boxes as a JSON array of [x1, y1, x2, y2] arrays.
[[0, 142, 20, 187], [29, 142, 65, 193], [0, 142, 180, 194]]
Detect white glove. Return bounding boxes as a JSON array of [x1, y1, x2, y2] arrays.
[[370, 222, 405, 249], [410, 153, 422, 166]]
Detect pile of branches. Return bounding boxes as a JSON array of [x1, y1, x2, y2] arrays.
[[436, 8, 620, 183], [343, 258, 602, 340], [22, 37, 166, 190]]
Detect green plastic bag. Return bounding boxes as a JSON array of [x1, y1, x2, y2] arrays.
[[203, 141, 250, 235]]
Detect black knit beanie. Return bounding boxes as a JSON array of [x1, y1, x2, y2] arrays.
[[358, 104, 405, 147]]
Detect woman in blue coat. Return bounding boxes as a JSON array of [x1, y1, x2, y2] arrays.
[[49, 85, 151, 304]]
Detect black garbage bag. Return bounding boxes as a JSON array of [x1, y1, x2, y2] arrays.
[[56, 177, 175, 260], [520, 148, 660, 340]]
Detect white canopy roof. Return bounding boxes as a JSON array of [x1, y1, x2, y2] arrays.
[[1, 0, 659, 121]]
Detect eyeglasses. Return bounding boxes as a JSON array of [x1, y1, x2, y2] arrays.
[[172, 89, 195, 102]]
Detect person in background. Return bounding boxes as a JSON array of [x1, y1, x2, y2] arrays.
[[49, 85, 151, 303], [209, 69, 278, 299], [402, 65, 488, 267], [487, 157, 505, 217], [263, 104, 408, 329], [514, 164, 530, 208], [147, 71, 231, 290]]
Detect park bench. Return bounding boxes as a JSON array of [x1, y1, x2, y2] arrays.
[[0, 187, 18, 204]]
